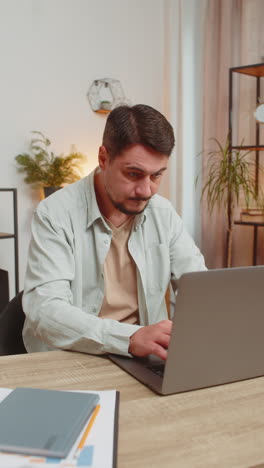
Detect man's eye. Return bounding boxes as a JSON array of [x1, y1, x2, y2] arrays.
[[128, 172, 139, 178], [152, 172, 162, 179]]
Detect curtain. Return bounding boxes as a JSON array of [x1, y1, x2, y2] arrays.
[[164, 0, 207, 243], [202, 0, 264, 268]]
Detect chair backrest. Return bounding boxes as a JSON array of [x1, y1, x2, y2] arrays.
[[0, 291, 27, 355], [0, 269, 9, 314]]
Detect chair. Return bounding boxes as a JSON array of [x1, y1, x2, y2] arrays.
[[0, 291, 27, 355], [0, 269, 9, 316]]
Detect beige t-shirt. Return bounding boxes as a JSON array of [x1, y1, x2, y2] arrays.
[[99, 217, 139, 324]]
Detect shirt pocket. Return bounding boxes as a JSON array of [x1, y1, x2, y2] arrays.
[[146, 243, 170, 293]]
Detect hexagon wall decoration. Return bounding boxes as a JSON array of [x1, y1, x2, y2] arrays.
[[87, 78, 128, 114]]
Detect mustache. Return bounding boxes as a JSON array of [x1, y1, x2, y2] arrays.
[[128, 197, 151, 202]]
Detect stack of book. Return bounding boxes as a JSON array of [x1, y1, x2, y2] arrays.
[[0, 386, 119, 468]]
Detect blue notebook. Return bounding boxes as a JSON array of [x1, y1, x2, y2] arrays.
[[0, 387, 99, 458]]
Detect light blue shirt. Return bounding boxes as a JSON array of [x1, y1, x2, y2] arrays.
[[22, 169, 206, 355]]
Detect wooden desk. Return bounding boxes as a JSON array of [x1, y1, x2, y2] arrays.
[[0, 350, 264, 468]]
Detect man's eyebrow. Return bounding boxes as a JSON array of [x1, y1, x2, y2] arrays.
[[125, 166, 167, 174]]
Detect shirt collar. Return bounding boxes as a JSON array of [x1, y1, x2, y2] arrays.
[[85, 167, 103, 229], [133, 212, 146, 229]]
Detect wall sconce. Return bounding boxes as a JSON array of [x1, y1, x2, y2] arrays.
[[87, 78, 128, 114]]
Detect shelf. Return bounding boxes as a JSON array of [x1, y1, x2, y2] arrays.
[[230, 63, 264, 77], [0, 233, 15, 239], [235, 220, 264, 226], [95, 109, 111, 114], [231, 145, 264, 151], [229, 63, 264, 266]]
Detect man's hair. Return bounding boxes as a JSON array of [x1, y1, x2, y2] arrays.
[[102, 104, 175, 159]]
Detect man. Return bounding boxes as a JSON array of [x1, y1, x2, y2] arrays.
[[22, 104, 206, 360]]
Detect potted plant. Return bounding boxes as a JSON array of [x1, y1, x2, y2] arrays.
[[198, 135, 264, 267], [15, 131, 87, 197]]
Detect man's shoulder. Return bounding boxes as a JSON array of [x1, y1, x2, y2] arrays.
[[144, 194, 183, 229], [36, 176, 90, 220], [147, 193, 175, 214]]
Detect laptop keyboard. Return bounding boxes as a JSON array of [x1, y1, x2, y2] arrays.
[[144, 362, 165, 377]]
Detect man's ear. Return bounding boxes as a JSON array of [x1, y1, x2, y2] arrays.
[[98, 145, 109, 170]]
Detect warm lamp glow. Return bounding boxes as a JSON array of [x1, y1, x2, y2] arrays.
[[80, 160, 98, 178]]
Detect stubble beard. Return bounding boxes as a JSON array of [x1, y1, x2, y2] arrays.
[[109, 195, 151, 215]]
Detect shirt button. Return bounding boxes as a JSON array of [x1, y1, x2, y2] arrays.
[[104, 239, 109, 244]]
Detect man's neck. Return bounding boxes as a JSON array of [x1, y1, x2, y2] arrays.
[[94, 171, 133, 228], [103, 211, 133, 228]]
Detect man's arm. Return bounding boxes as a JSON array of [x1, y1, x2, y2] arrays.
[[169, 210, 207, 292], [129, 203, 207, 360], [23, 208, 141, 356]]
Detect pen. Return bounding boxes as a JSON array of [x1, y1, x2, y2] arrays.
[[74, 405, 101, 458]]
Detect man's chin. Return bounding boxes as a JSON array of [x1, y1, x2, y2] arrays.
[[115, 200, 149, 216]]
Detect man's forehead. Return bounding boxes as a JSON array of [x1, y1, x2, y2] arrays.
[[113, 145, 169, 171], [116, 144, 167, 158]]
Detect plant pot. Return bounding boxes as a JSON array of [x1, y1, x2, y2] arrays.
[[43, 186, 62, 198]]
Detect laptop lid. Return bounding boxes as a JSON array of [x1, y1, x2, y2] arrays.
[[109, 266, 264, 395]]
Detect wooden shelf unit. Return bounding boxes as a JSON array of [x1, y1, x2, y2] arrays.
[[229, 63, 264, 266], [229, 62, 264, 194]]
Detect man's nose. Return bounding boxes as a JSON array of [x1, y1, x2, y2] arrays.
[[135, 177, 152, 198]]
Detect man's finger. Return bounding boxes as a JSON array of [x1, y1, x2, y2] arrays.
[[156, 333, 170, 349], [158, 320, 173, 334], [150, 343, 168, 361]]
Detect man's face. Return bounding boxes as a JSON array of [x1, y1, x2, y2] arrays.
[[98, 144, 169, 215]]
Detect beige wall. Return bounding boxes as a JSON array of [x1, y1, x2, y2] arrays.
[[0, 0, 165, 297]]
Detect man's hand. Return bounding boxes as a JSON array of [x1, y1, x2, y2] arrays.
[[128, 320, 172, 360]]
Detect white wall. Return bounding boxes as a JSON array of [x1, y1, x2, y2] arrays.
[[0, 0, 165, 297]]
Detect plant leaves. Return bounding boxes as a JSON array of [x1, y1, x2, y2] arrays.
[[197, 134, 264, 226], [15, 132, 87, 187]]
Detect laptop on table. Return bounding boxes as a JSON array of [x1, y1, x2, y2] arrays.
[[109, 266, 264, 395]]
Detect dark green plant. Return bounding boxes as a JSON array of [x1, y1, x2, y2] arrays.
[[15, 131, 87, 187], [198, 135, 264, 267]]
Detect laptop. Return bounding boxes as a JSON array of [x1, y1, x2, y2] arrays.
[[109, 266, 264, 395]]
